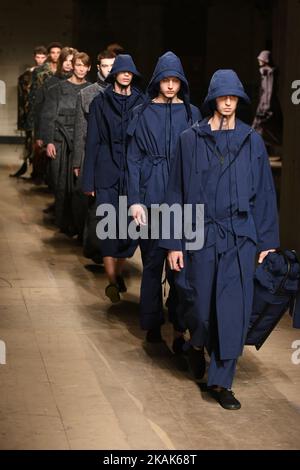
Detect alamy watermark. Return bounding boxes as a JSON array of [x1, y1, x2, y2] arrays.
[[96, 197, 205, 251], [291, 80, 300, 105], [291, 340, 300, 365], [0, 340, 6, 365]]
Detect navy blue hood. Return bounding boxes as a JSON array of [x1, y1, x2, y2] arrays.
[[105, 54, 141, 84], [204, 69, 250, 105], [147, 51, 189, 100]]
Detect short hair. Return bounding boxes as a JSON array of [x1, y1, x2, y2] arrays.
[[97, 49, 116, 64], [72, 52, 91, 67], [57, 47, 78, 75], [47, 42, 63, 54], [106, 43, 125, 55], [34, 45, 47, 56]]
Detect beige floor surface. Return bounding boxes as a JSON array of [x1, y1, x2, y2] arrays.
[[0, 144, 299, 450]]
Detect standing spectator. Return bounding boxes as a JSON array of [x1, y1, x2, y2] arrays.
[[252, 50, 283, 155]]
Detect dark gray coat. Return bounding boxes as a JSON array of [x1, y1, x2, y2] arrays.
[[72, 76, 107, 170], [40, 79, 90, 234]]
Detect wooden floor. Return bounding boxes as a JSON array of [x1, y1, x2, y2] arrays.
[[0, 144, 300, 450]]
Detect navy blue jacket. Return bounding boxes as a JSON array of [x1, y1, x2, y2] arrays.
[[247, 250, 300, 349], [126, 51, 201, 207], [160, 118, 280, 254], [82, 84, 145, 192]]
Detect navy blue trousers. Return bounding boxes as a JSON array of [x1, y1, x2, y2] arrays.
[[139, 235, 182, 332], [175, 238, 256, 388]]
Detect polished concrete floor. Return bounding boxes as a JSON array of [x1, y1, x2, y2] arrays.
[[0, 144, 300, 450]]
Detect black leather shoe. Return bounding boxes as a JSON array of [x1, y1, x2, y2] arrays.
[[105, 283, 120, 303], [209, 388, 241, 410], [146, 327, 163, 343], [187, 347, 206, 380], [116, 275, 127, 293], [43, 203, 55, 214], [10, 160, 28, 178], [172, 336, 186, 355]]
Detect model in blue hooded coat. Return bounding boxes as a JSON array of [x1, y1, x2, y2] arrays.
[[161, 70, 280, 410], [82, 54, 145, 302], [126, 51, 201, 344]]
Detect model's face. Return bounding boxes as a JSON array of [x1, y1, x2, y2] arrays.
[[116, 71, 133, 86], [216, 95, 239, 117], [73, 59, 90, 79], [62, 54, 74, 73], [159, 76, 181, 100], [34, 54, 47, 66], [49, 48, 61, 64], [98, 58, 115, 79]]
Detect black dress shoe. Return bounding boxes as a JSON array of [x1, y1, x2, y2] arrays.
[[91, 255, 103, 265], [172, 336, 186, 355], [116, 275, 127, 293], [43, 203, 55, 214], [105, 283, 120, 303], [209, 388, 241, 410], [187, 347, 206, 380], [146, 327, 163, 343], [10, 160, 28, 177]]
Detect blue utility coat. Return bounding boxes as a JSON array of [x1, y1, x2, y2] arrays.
[[82, 84, 145, 196], [127, 51, 201, 207], [160, 118, 280, 359]]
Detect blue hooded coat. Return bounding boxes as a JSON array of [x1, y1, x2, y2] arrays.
[[81, 54, 145, 258], [82, 54, 145, 195], [160, 70, 280, 360], [127, 51, 201, 207], [125, 51, 201, 331]]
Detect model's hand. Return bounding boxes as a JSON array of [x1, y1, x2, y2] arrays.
[[73, 167, 80, 177], [84, 191, 95, 197], [36, 139, 44, 148], [258, 249, 276, 264], [168, 251, 184, 272], [130, 204, 147, 226], [46, 143, 56, 159]]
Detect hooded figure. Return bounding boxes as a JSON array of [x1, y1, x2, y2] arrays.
[[126, 51, 201, 343], [252, 50, 283, 151], [82, 54, 145, 302], [82, 54, 144, 196], [160, 69, 279, 409], [105, 54, 141, 85]]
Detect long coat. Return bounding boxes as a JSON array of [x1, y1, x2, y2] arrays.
[[72, 77, 107, 245], [40, 79, 90, 234], [127, 51, 201, 207], [127, 102, 201, 207], [160, 118, 280, 360], [82, 84, 145, 196], [73, 77, 107, 171]]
